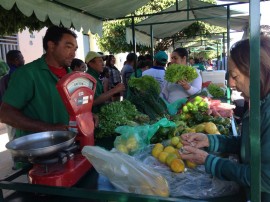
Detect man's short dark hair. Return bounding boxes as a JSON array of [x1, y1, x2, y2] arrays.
[[126, 53, 137, 62], [6, 50, 21, 64], [43, 26, 77, 51], [145, 54, 152, 61], [70, 58, 84, 70], [173, 48, 188, 58]]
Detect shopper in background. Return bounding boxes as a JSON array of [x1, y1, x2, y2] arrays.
[[105, 55, 121, 101], [142, 51, 168, 91], [121, 53, 137, 98], [162, 48, 202, 103], [70, 58, 86, 72], [85, 51, 125, 112]]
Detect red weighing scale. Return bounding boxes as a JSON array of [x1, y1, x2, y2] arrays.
[[28, 72, 96, 187]]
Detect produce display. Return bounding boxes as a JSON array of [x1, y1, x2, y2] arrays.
[[127, 76, 168, 120], [175, 96, 231, 135], [92, 77, 238, 198], [115, 135, 139, 154], [207, 83, 225, 98], [151, 136, 197, 173], [95, 100, 149, 139], [164, 64, 198, 83]]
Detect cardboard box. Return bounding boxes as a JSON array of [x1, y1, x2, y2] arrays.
[[201, 70, 226, 86]]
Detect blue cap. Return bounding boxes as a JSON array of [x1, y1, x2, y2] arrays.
[[154, 51, 168, 65]]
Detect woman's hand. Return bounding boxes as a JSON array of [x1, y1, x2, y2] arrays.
[[180, 145, 209, 165], [181, 133, 209, 148], [177, 80, 190, 90]]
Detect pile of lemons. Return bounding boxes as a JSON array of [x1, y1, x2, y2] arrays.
[[151, 136, 196, 173]]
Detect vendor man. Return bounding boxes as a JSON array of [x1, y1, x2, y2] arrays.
[[85, 51, 125, 113], [0, 26, 97, 138]]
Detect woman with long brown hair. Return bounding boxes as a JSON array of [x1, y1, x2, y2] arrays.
[[180, 36, 270, 201]]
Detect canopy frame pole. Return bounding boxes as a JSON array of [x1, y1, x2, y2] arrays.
[[187, 0, 190, 20], [131, 16, 136, 53], [150, 25, 154, 66], [226, 5, 231, 104], [249, 0, 261, 201]]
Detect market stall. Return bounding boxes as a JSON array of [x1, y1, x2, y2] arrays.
[[0, 0, 263, 201]]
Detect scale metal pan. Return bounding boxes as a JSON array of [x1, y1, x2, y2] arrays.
[[6, 131, 76, 158]]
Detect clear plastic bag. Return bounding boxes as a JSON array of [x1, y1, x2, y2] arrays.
[[82, 146, 169, 197], [133, 145, 239, 199], [114, 118, 176, 155]]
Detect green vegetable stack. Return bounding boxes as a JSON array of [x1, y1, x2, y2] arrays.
[[165, 64, 198, 83], [207, 83, 225, 98], [95, 100, 149, 139], [127, 76, 168, 121]]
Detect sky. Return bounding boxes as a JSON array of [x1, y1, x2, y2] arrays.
[[217, 1, 270, 46]]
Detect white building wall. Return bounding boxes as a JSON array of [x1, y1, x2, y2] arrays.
[[18, 28, 46, 64], [17, 28, 93, 64]]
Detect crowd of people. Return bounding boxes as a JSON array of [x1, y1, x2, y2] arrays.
[[0, 25, 269, 200]]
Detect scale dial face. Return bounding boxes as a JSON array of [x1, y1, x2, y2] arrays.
[[66, 77, 93, 94]]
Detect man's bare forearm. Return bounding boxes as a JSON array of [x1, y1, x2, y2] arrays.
[[0, 103, 67, 133], [93, 90, 117, 106]]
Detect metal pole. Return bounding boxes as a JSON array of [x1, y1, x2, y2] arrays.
[[150, 25, 154, 67], [226, 5, 231, 104], [216, 43, 219, 64], [226, 5, 230, 64], [132, 16, 136, 53], [222, 33, 225, 70], [187, 0, 190, 20], [249, 0, 261, 201]]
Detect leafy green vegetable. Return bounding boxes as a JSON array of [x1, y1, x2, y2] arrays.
[[128, 75, 160, 95], [95, 100, 149, 139], [207, 83, 225, 98], [127, 76, 168, 120], [165, 64, 198, 83]]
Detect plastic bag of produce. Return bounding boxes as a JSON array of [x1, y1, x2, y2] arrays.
[[161, 97, 187, 115], [133, 145, 239, 199], [114, 118, 176, 154], [82, 146, 169, 197]]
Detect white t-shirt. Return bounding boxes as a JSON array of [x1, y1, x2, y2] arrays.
[[162, 69, 202, 103], [142, 66, 165, 91]]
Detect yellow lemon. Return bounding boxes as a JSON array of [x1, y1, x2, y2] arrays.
[[195, 124, 205, 133], [164, 146, 175, 154], [170, 136, 180, 146], [152, 147, 163, 158], [126, 136, 138, 150], [158, 152, 169, 163], [174, 150, 182, 159], [154, 143, 164, 150], [166, 153, 178, 166], [204, 122, 218, 134], [185, 160, 197, 169], [116, 144, 128, 154], [176, 142, 183, 149], [170, 158, 185, 173]]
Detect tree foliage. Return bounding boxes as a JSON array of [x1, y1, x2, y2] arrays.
[[97, 0, 226, 53], [0, 5, 53, 36], [97, 0, 175, 54]]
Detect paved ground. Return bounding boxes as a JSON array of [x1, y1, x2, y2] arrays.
[[0, 123, 13, 179]]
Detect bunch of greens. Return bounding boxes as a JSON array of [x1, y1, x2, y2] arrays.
[[165, 64, 198, 83], [95, 100, 149, 139], [127, 76, 168, 121], [128, 75, 160, 95], [207, 83, 225, 98]]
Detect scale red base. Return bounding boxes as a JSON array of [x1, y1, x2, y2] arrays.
[[28, 155, 91, 187], [28, 72, 97, 187]]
